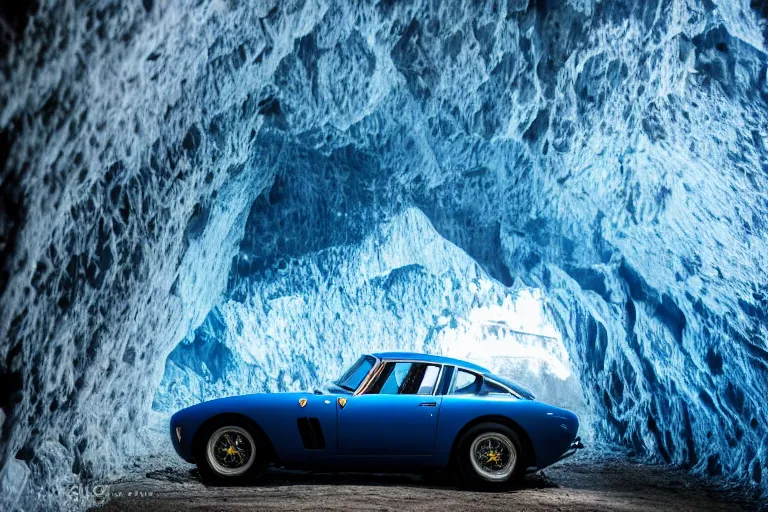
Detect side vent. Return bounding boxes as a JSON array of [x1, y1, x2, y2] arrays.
[[297, 417, 326, 450]]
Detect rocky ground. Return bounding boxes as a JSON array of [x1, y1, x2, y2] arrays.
[[90, 454, 762, 512]]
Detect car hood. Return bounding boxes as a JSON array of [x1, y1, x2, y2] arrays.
[[173, 389, 350, 418], [317, 383, 354, 395]]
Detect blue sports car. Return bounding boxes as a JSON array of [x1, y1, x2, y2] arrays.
[[170, 352, 583, 486]]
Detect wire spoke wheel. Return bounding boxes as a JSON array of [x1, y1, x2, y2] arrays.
[[206, 426, 256, 477], [469, 432, 517, 481]]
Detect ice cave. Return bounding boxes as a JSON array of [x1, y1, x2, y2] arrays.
[[0, 0, 767, 510]]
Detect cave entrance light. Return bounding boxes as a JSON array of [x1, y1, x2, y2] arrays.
[[438, 286, 592, 441]]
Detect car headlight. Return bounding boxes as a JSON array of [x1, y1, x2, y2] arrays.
[[175, 426, 182, 443]]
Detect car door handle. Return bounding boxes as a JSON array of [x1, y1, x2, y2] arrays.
[[419, 402, 437, 407]]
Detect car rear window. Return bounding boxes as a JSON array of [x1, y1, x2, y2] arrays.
[[450, 370, 481, 395]]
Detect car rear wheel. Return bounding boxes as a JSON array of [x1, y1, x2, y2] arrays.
[[195, 418, 267, 483], [456, 422, 525, 487]]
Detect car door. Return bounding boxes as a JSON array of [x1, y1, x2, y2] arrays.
[[337, 361, 443, 456]]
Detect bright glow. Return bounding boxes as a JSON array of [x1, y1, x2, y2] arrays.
[[439, 287, 572, 380]]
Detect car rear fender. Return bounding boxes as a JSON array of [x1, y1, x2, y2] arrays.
[[434, 396, 578, 470], [448, 414, 536, 469]]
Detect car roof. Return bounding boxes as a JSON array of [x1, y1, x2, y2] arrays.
[[370, 351, 491, 374]]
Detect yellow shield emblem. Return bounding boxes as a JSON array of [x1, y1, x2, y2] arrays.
[[337, 397, 347, 409], [299, 398, 307, 408]]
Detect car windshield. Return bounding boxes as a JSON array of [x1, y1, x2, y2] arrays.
[[335, 355, 376, 391]]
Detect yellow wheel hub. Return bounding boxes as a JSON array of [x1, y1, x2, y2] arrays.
[[487, 451, 501, 464], [226, 446, 237, 457]]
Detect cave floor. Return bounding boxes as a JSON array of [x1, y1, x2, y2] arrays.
[[93, 454, 760, 512]]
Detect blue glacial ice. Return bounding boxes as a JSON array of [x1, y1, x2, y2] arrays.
[[0, 0, 767, 509], [153, 208, 589, 434]]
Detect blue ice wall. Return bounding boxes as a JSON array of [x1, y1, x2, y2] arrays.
[[1, 0, 767, 509], [153, 208, 589, 429]]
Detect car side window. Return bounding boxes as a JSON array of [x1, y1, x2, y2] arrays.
[[450, 370, 481, 395], [365, 362, 441, 395], [483, 379, 512, 395]]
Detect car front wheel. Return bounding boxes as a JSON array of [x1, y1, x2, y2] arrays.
[[456, 422, 525, 487], [195, 419, 267, 483]]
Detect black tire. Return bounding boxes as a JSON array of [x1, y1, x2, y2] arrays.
[[193, 416, 268, 484], [455, 422, 526, 488]]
